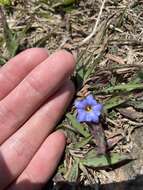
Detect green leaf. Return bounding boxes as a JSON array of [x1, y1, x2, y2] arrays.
[[62, 0, 77, 6], [75, 63, 85, 89], [66, 114, 90, 138], [51, 0, 77, 8], [0, 0, 11, 5], [102, 83, 143, 94], [74, 136, 92, 149], [82, 150, 131, 167], [67, 158, 79, 182], [81, 149, 131, 168], [104, 95, 129, 110]]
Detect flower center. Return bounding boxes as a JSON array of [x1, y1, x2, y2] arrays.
[[85, 105, 92, 112]]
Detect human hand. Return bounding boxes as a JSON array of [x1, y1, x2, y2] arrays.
[[0, 48, 75, 190]]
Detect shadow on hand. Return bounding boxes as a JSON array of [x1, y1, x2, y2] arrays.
[[0, 152, 44, 189]]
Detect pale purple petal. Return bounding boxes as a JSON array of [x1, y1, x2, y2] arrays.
[[85, 111, 99, 123], [77, 110, 87, 122], [74, 99, 87, 109], [86, 95, 97, 106], [93, 110, 101, 116], [93, 104, 103, 112], [85, 114, 93, 122], [91, 114, 99, 123]]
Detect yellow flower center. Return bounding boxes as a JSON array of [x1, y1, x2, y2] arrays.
[[85, 105, 92, 112]]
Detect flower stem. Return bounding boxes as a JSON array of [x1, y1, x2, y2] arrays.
[[89, 123, 107, 155]]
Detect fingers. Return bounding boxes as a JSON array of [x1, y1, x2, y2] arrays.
[[8, 131, 66, 190], [0, 50, 75, 143], [0, 80, 74, 189], [0, 48, 49, 100]]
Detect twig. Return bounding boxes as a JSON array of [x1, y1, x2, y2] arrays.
[[128, 121, 143, 127], [79, 0, 106, 46]]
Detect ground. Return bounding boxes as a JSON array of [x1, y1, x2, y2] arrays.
[[0, 1, 143, 190]]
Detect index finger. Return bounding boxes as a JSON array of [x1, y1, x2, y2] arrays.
[[0, 50, 75, 144], [0, 48, 49, 100]]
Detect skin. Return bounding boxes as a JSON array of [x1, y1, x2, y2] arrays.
[[0, 48, 76, 190]]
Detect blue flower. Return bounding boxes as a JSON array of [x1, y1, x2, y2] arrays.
[[74, 95, 103, 123]]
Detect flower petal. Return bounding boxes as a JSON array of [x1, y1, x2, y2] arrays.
[[86, 94, 97, 106], [77, 110, 87, 122], [92, 104, 103, 116], [91, 114, 99, 123], [85, 113, 93, 122], [85, 111, 99, 123], [74, 99, 87, 109]]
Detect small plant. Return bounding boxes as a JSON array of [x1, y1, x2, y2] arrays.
[[0, 0, 11, 6]]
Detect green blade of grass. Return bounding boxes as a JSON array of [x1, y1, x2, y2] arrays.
[[0, 7, 19, 57], [66, 113, 90, 138]]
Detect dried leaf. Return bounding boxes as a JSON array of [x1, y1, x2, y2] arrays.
[[66, 158, 79, 182], [127, 100, 143, 110], [117, 107, 143, 121], [107, 135, 123, 150], [106, 53, 125, 64]]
